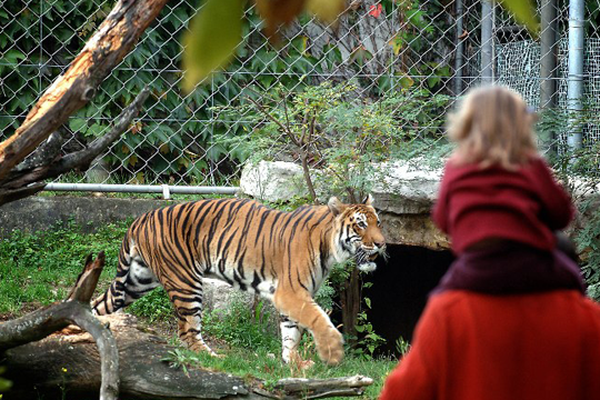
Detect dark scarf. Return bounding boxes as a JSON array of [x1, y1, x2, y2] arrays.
[[433, 241, 586, 295]]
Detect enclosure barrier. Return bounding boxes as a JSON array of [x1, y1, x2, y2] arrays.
[[2, 0, 600, 195], [44, 183, 239, 200]]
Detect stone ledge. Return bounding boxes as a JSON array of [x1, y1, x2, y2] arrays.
[[0, 196, 172, 238], [240, 160, 450, 250]]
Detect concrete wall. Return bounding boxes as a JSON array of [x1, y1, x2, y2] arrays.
[[0, 196, 174, 238], [0, 195, 451, 250]]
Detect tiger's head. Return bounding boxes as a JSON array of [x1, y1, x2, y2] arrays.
[[328, 194, 386, 272]]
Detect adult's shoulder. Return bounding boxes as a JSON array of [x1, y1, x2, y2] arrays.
[[426, 291, 472, 313]]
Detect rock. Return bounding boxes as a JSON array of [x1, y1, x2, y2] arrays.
[[203, 279, 254, 313], [239, 160, 449, 249], [370, 160, 443, 214], [202, 278, 279, 328], [240, 161, 315, 202]]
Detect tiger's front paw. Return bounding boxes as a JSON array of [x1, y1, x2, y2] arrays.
[[316, 328, 344, 366]]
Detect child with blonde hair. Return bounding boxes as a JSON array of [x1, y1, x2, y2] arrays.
[[379, 86, 600, 400], [431, 84, 584, 293]]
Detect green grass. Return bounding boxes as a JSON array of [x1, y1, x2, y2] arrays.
[[0, 221, 397, 398], [0, 220, 128, 314], [162, 344, 396, 398]]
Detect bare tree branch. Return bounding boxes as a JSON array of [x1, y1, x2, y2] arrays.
[[0, 0, 168, 182], [0, 88, 150, 206], [52, 87, 150, 174], [247, 96, 297, 143]]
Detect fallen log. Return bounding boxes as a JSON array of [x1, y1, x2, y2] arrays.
[[2, 312, 373, 400], [0, 253, 119, 400], [0, 254, 373, 399]]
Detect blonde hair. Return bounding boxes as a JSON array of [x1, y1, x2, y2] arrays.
[[447, 85, 538, 170]]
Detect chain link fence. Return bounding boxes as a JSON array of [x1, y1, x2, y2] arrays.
[[1, 0, 599, 193]]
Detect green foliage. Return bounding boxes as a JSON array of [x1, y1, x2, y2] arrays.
[[314, 279, 337, 312], [537, 102, 600, 180], [221, 82, 450, 202], [162, 348, 195, 377], [395, 336, 411, 357], [496, 0, 540, 35], [203, 295, 280, 351], [576, 199, 600, 301], [0, 219, 128, 313], [0, 367, 12, 393], [315, 261, 388, 358], [128, 287, 174, 324], [537, 106, 600, 301], [183, 0, 245, 91], [353, 308, 386, 359]]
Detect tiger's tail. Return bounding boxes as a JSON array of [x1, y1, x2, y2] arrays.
[[91, 233, 133, 315]]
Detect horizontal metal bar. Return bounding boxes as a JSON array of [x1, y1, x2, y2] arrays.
[[44, 183, 239, 196]]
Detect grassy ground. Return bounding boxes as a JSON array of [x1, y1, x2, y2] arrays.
[[0, 221, 397, 399]]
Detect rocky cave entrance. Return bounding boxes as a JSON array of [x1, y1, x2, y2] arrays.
[[362, 244, 455, 357]]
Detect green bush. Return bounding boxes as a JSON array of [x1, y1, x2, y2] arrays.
[[128, 287, 174, 324], [220, 81, 451, 202], [576, 199, 600, 301]]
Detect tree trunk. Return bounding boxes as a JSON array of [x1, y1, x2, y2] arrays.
[[341, 268, 361, 346]]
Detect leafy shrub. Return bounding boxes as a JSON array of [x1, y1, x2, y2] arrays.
[[220, 81, 450, 202], [537, 107, 600, 300], [576, 199, 600, 301]]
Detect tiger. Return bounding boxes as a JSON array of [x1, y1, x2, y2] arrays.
[[92, 195, 385, 365]]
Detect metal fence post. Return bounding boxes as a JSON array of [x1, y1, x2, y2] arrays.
[[481, 0, 494, 85], [454, 0, 465, 96], [567, 0, 585, 151], [540, 0, 558, 155]]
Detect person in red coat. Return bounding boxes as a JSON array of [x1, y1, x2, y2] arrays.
[[379, 86, 600, 400]]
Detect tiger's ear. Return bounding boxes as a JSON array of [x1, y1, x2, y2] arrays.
[[328, 197, 347, 216], [362, 193, 374, 206]]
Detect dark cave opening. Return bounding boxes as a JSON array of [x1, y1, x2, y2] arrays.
[[362, 244, 455, 357]]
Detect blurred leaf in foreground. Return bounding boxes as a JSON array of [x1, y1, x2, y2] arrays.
[[182, 0, 245, 92], [255, 0, 306, 39], [306, 0, 346, 24], [498, 0, 540, 36]]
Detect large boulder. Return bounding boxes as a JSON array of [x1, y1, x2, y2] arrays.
[[239, 160, 450, 250], [240, 161, 316, 203], [370, 161, 443, 214]]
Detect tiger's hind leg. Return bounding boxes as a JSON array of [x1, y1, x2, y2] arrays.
[[280, 315, 313, 368], [163, 273, 217, 356], [92, 246, 159, 315]]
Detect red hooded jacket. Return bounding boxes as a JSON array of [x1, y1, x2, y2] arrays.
[[432, 157, 573, 254]]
